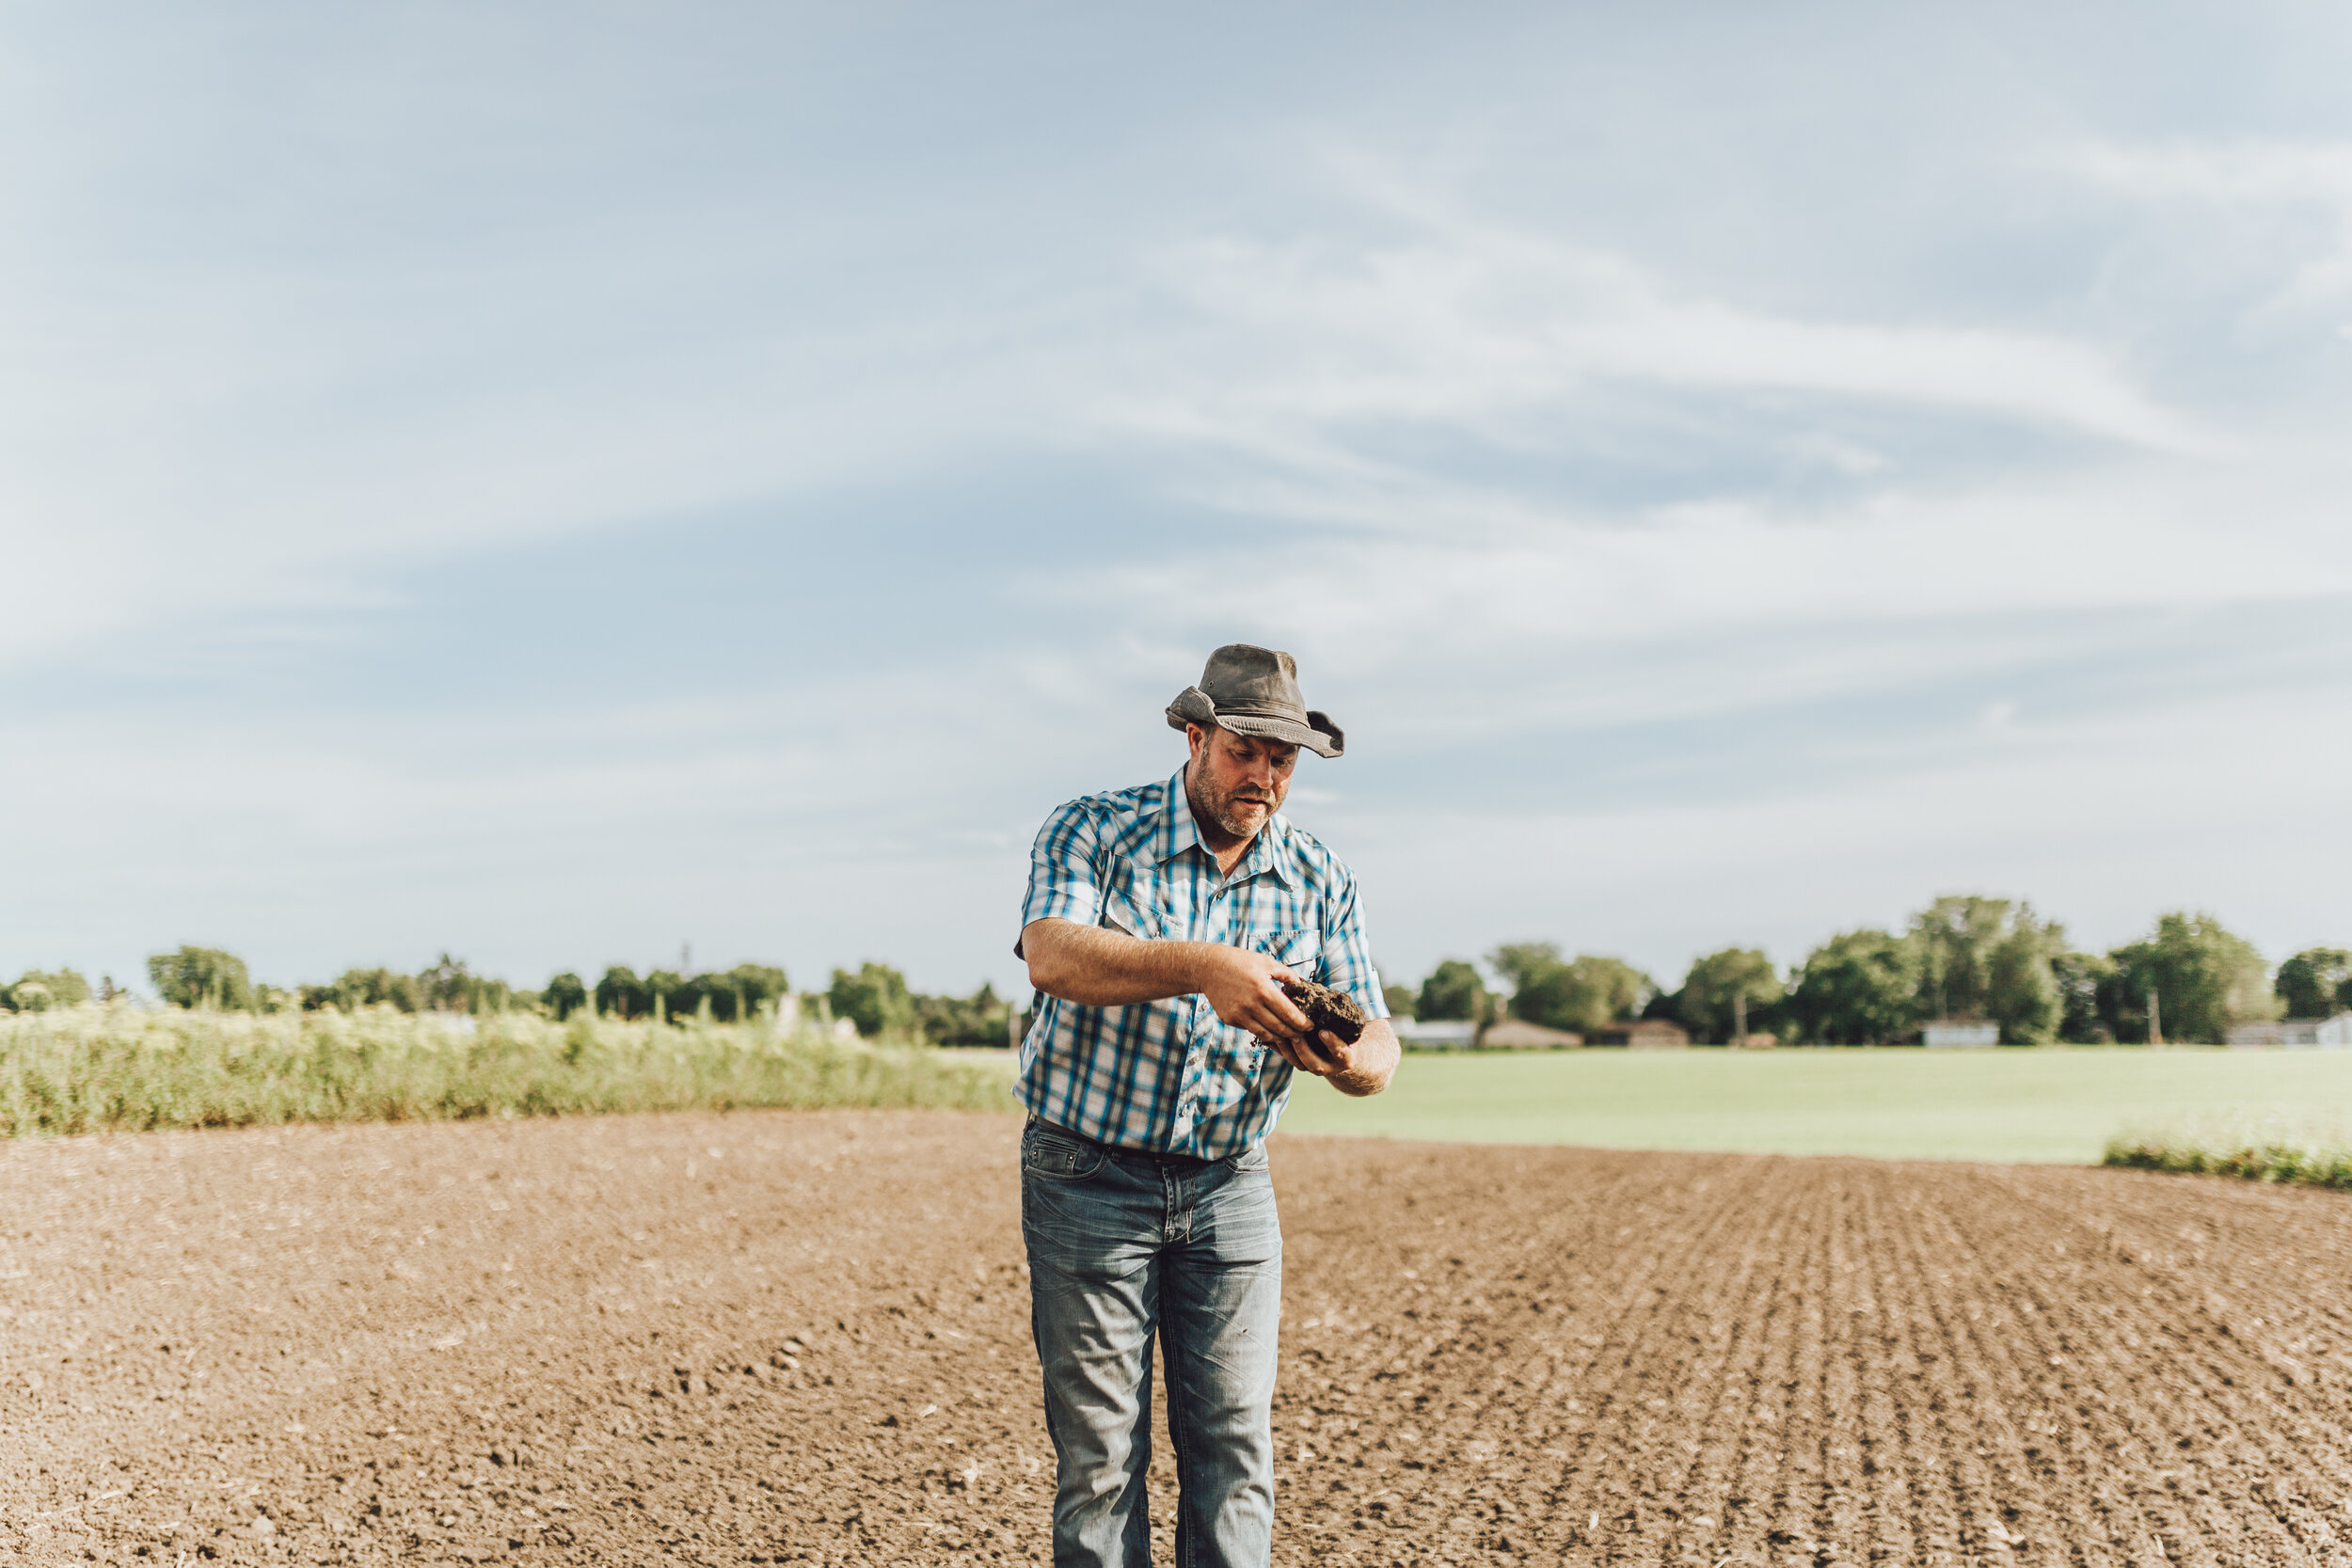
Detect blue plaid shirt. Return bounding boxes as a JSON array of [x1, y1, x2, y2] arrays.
[[1016, 768, 1388, 1159]]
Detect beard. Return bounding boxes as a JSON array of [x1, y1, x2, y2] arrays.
[[1188, 758, 1284, 842]]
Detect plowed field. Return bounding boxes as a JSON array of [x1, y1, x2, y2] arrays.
[[6, 1110, 2351, 1566]]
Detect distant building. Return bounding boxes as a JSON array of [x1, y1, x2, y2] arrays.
[[2227, 1014, 2352, 1049], [1922, 1020, 2000, 1048], [1591, 1019, 1690, 1049], [1477, 1020, 1584, 1050], [1394, 1019, 1480, 1050]]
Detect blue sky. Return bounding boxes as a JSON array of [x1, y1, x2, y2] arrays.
[[5, 3, 2350, 1000]]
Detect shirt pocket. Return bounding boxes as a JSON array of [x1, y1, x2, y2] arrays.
[[1252, 927, 1323, 979]]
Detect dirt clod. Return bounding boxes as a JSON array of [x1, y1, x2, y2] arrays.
[[1281, 978, 1368, 1043]]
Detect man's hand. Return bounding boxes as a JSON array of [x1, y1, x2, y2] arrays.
[[1022, 918, 1397, 1095], [1263, 1017, 1400, 1098], [1194, 945, 1313, 1043]]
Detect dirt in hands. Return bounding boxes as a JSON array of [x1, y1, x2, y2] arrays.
[[8, 1111, 2352, 1565], [1281, 979, 1367, 1044]]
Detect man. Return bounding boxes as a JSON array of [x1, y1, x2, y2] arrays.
[[1015, 643, 1401, 1568]]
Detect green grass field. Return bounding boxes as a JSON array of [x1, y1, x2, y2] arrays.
[[1275, 1047, 2352, 1165]]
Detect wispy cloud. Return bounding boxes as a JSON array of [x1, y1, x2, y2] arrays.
[[1110, 198, 2216, 521], [2064, 138, 2352, 311]]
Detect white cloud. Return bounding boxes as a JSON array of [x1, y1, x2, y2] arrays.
[[2068, 139, 2352, 205], [2063, 138, 2352, 311], [1053, 454, 2352, 749], [1112, 206, 2216, 499]]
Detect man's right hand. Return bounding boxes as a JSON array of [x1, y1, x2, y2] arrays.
[[1195, 946, 1312, 1043]]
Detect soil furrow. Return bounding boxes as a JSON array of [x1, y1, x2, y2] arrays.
[[8, 1117, 2352, 1566]]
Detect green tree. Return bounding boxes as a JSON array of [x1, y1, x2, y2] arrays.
[[1908, 895, 2065, 1043], [147, 946, 256, 1011], [1486, 942, 1563, 995], [1984, 924, 2062, 1043], [416, 954, 517, 1014], [1511, 954, 1653, 1035], [1786, 929, 1918, 1044], [302, 967, 421, 1012], [543, 973, 590, 1021], [1678, 949, 1782, 1044], [914, 981, 1018, 1047], [1416, 959, 1487, 1023], [830, 961, 916, 1038], [664, 963, 791, 1022], [642, 969, 688, 1023], [2108, 911, 2278, 1044], [2050, 951, 2115, 1042], [2276, 948, 2352, 1020], [3, 968, 91, 1012], [595, 965, 649, 1021], [718, 963, 790, 1022]]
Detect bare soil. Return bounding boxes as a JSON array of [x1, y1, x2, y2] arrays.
[[6, 1110, 2352, 1565]]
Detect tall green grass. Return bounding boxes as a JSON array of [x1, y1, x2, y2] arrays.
[[2103, 1117, 2352, 1190], [0, 1004, 1015, 1137]]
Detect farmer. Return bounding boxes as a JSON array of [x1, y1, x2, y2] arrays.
[[1014, 642, 1400, 1568]]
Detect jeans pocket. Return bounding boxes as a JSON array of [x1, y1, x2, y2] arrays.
[[1224, 1141, 1270, 1174], [1023, 1124, 1107, 1180]]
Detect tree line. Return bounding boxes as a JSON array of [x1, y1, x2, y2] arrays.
[[1392, 898, 2352, 1046], [0, 949, 1023, 1050], [9, 899, 2346, 1051]]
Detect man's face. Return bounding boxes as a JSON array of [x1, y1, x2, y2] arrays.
[[1186, 723, 1299, 842]]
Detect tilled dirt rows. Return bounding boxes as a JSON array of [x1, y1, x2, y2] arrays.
[[6, 1112, 2352, 1566]]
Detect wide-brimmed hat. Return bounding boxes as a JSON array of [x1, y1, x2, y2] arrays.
[[1165, 643, 1343, 759]]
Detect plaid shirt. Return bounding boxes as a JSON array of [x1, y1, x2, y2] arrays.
[[1016, 767, 1388, 1159]]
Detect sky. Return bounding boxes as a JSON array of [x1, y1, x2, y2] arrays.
[[4, 2, 2350, 1001]]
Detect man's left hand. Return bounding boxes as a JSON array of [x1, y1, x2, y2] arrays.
[[1264, 1027, 1352, 1079], [1256, 1015, 1399, 1097]]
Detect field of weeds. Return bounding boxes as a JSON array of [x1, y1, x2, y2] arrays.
[[2106, 1116, 2352, 1190], [0, 1005, 1013, 1136]]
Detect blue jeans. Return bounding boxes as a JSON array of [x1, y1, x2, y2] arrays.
[[1020, 1117, 1282, 1568]]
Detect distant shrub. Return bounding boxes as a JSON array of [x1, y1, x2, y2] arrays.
[[145, 946, 254, 1011], [2, 968, 92, 1012], [829, 961, 916, 1038], [2104, 1117, 2352, 1191]]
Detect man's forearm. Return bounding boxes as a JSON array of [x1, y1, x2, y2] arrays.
[[1024, 919, 1216, 1007]]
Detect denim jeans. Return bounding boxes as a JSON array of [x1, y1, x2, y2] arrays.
[[1020, 1117, 1282, 1568]]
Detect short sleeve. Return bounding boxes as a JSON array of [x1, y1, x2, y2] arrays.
[[1016, 800, 1106, 955], [1317, 868, 1390, 1020]]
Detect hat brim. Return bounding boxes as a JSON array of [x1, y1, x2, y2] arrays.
[[1166, 688, 1343, 759]]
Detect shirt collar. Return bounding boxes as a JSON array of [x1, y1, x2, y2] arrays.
[[1155, 768, 1298, 888]]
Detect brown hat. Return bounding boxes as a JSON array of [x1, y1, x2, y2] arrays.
[[1166, 643, 1344, 759]]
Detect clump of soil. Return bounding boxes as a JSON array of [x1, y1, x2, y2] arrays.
[[1282, 978, 1367, 1044]]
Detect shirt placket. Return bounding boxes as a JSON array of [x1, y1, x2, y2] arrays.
[[1172, 856, 1246, 1149]]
